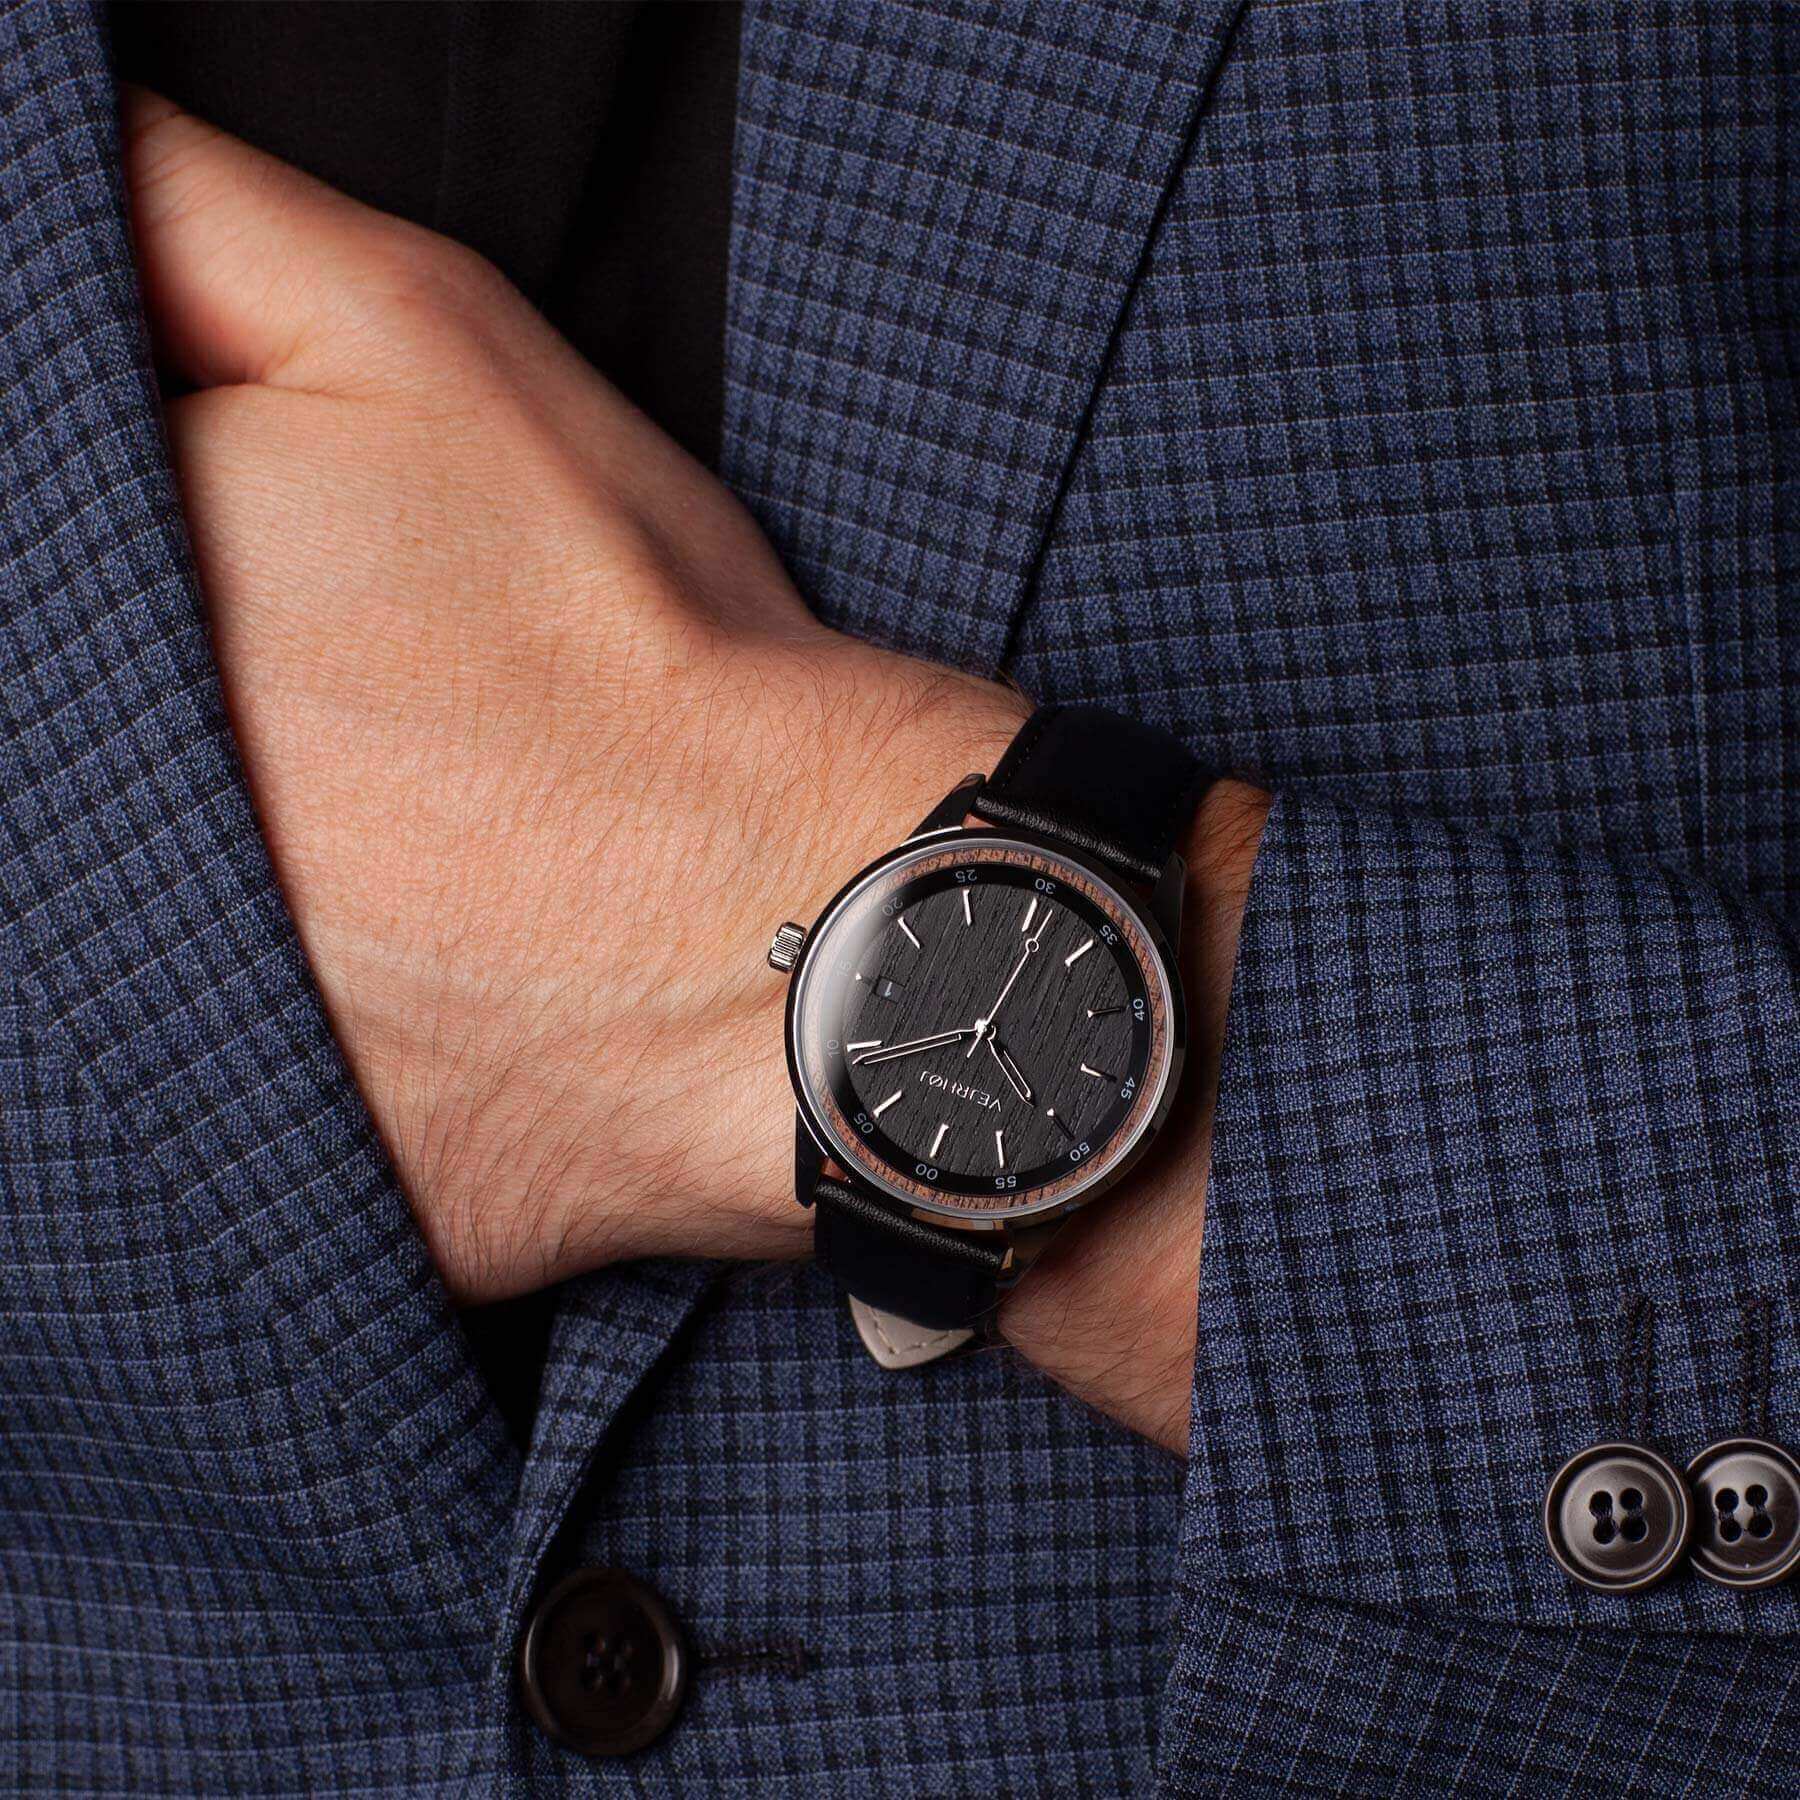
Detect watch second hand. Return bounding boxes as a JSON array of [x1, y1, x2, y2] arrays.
[[965, 908, 1053, 1056]]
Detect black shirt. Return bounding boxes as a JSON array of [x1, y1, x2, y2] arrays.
[[110, 0, 741, 466]]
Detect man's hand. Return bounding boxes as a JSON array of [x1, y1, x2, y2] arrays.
[[121, 92, 1268, 1454], [122, 90, 1028, 1301]]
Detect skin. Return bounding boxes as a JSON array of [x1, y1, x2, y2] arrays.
[[120, 90, 1269, 1455]]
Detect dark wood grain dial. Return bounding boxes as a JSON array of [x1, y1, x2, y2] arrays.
[[839, 881, 1134, 1177], [789, 833, 1178, 1219]]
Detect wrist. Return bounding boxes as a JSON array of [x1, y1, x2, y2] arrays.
[[995, 777, 1270, 1452], [376, 641, 1028, 1302], [615, 653, 1031, 1268]]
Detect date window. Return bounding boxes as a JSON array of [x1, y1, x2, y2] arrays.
[[874, 977, 903, 1000]]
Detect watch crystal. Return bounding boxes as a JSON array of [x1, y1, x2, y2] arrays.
[[788, 833, 1178, 1220]]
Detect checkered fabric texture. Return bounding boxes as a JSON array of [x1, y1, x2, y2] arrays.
[[3, 0, 1798, 1793]]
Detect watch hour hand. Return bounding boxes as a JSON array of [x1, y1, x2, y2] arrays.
[[852, 1029, 970, 1066], [986, 1033, 1034, 1104]]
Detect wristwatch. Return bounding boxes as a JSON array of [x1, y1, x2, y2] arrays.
[[767, 705, 1213, 1367]]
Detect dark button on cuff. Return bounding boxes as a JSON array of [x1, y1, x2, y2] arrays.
[[1685, 1438, 1800, 1590], [518, 1568, 689, 1757], [1544, 1441, 1692, 1593]]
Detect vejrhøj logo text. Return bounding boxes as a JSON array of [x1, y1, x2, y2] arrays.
[[915, 1068, 1002, 1112]]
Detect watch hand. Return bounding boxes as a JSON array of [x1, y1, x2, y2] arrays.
[[853, 1029, 970, 1066], [986, 1031, 1034, 1104], [965, 907, 1054, 1056]]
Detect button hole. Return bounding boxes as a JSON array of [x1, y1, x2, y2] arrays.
[[697, 1639, 819, 1680]]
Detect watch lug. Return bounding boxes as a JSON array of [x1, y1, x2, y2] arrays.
[[1152, 849, 1186, 942], [907, 772, 985, 840], [794, 1114, 824, 1208], [998, 1217, 1065, 1283]]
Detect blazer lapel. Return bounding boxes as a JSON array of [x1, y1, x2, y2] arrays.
[[0, 2, 513, 1618], [724, 0, 1244, 674]]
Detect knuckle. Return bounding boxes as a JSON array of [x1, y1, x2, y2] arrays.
[[123, 89, 203, 168], [353, 221, 520, 348], [124, 101, 236, 221]]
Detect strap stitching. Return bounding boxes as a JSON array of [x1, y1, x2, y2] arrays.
[[866, 1309, 964, 1360]]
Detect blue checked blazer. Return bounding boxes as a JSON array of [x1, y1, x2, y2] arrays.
[[4, 0, 1799, 1791]]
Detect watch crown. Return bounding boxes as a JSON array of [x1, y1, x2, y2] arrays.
[[767, 920, 806, 974]]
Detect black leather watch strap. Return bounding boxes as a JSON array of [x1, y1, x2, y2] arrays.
[[971, 703, 1204, 884], [813, 1177, 1008, 1332]]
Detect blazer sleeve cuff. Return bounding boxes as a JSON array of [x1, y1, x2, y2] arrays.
[[1182, 787, 1800, 1632]]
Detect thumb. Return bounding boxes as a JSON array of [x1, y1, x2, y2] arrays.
[[119, 85, 430, 393]]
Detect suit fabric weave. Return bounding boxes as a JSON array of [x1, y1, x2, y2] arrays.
[[2, 0, 1798, 1792]]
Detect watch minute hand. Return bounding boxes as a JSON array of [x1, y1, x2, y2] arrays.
[[853, 1029, 970, 1066], [965, 907, 1053, 1055]]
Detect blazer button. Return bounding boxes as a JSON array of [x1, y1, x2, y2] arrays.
[[1685, 1438, 1800, 1589], [1543, 1442, 1692, 1593], [517, 1568, 689, 1757]]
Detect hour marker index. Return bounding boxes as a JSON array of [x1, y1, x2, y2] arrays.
[[930, 1122, 949, 1159], [995, 1128, 1006, 1168], [1020, 896, 1038, 933], [846, 1039, 883, 1053], [1087, 1004, 1124, 1020], [898, 915, 921, 950], [1079, 1063, 1111, 1081], [961, 887, 973, 926], [872, 1090, 902, 1117], [1064, 937, 1094, 968]]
